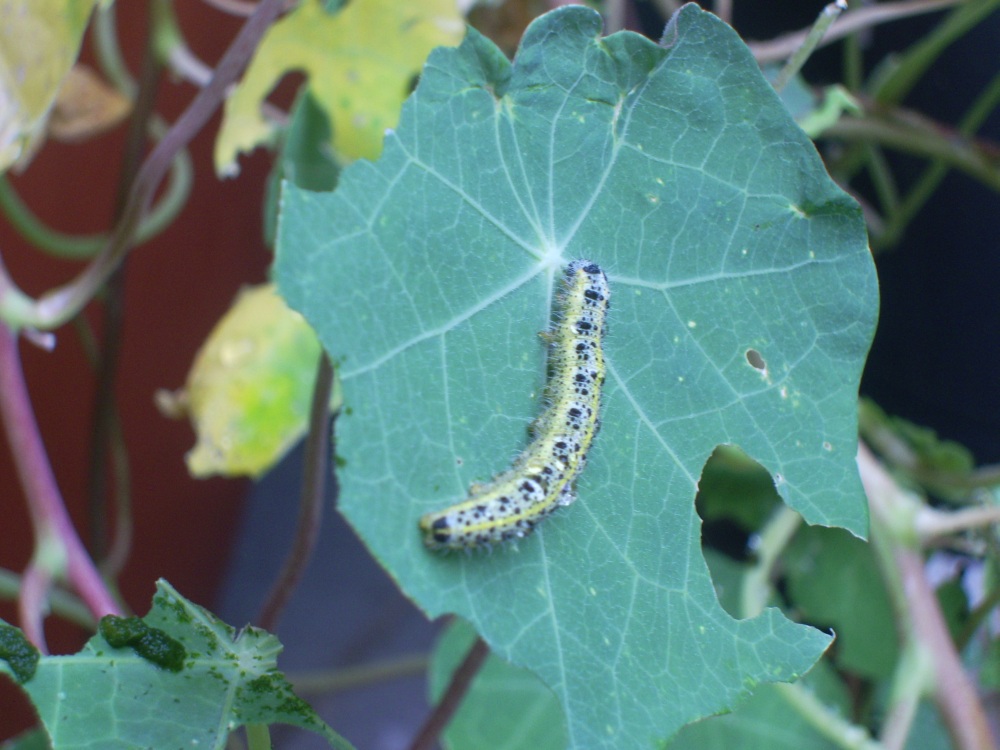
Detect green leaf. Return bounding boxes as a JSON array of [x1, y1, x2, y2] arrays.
[[0, 580, 353, 750], [0, 0, 99, 170], [214, 0, 464, 174], [275, 5, 877, 747], [785, 527, 898, 680]]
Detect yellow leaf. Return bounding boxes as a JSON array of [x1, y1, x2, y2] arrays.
[[215, 0, 464, 176], [163, 284, 339, 479], [48, 64, 131, 142], [0, 0, 99, 171]]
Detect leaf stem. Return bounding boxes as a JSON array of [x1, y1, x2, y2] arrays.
[[823, 103, 1000, 193], [409, 637, 490, 750], [289, 653, 430, 695], [86, 2, 163, 566], [740, 504, 801, 618], [871, 0, 1000, 106], [256, 354, 335, 632], [858, 443, 997, 750], [774, 682, 883, 750], [0, 568, 96, 629], [749, 0, 961, 64], [772, 0, 847, 93], [0, 325, 123, 633]]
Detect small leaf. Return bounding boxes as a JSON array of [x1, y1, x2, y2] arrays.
[[214, 0, 464, 175], [164, 284, 338, 479], [4, 580, 354, 749]]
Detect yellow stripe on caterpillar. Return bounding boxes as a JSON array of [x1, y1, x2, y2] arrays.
[[419, 259, 609, 550]]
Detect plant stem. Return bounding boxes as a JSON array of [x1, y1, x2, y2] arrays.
[[87, 2, 163, 565], [772, 0, 847, 94], [873, 0, 1000, 105], [774, 682, 883, 750], [290, 653, 430, 695], [409, 637, 490, 750], [824, 105, 1000, 192], [0, 325, 122, 631], [257, 354, 335, 632], [749, 0, 961, 64], [859, 443, 997, 750], [740, 504, 801, 617], [0, 568, 96, 629], [0, 144, 191, 260]]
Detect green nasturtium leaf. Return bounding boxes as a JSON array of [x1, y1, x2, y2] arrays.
[[0, 581, 353, 749], [164, 284, 339, 479], [214, 0, 464, 175], [0, 0, 99, 170], [275, 5, 878, 747]]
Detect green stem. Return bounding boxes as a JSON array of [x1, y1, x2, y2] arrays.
[[877, 69, 1000, 247], [290, 653, 430, 695], [740, 504, 801, 618], [824, 107, 1000, 192], [859, 444, 997, 750], [0, 138, 192, 260], [245, 724, 271, 750], [873, 0, 1000, 105], [0, 568, 95, 629], [0, 0, 285, 331], [774, 683, 883, 750], [773, 1, 847, 93], [92, 2, 135, 95]]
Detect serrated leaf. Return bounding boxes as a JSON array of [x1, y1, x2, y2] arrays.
[[0, 581, 353, 750], [275, 5, 877, 747], [172, 283, 338, 479], [0, 0, 98, 170], [214, 0, 464, 175]]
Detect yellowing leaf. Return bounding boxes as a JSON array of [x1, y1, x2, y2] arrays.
[[48, 64, 131, 142], [0, 0, 99, 171], [215, 0, 464, 175], [168, 284, 338, 479]]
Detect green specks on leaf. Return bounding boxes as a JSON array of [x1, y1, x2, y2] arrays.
[[7, 580, 354, 750]]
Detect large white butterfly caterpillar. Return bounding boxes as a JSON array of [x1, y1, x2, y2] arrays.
[[419, 260, 609, 550]]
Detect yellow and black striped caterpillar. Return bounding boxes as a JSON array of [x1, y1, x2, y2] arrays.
[[419, 260, 609, 550]]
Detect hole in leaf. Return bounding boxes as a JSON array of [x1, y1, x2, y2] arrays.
[[745, 348, 766, 372], [696, 445, 784, 619]]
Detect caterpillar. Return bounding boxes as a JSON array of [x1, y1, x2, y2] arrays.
[[419, 259, 609, 550]]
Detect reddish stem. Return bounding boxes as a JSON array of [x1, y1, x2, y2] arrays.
[[0, 325, 122, 637]]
